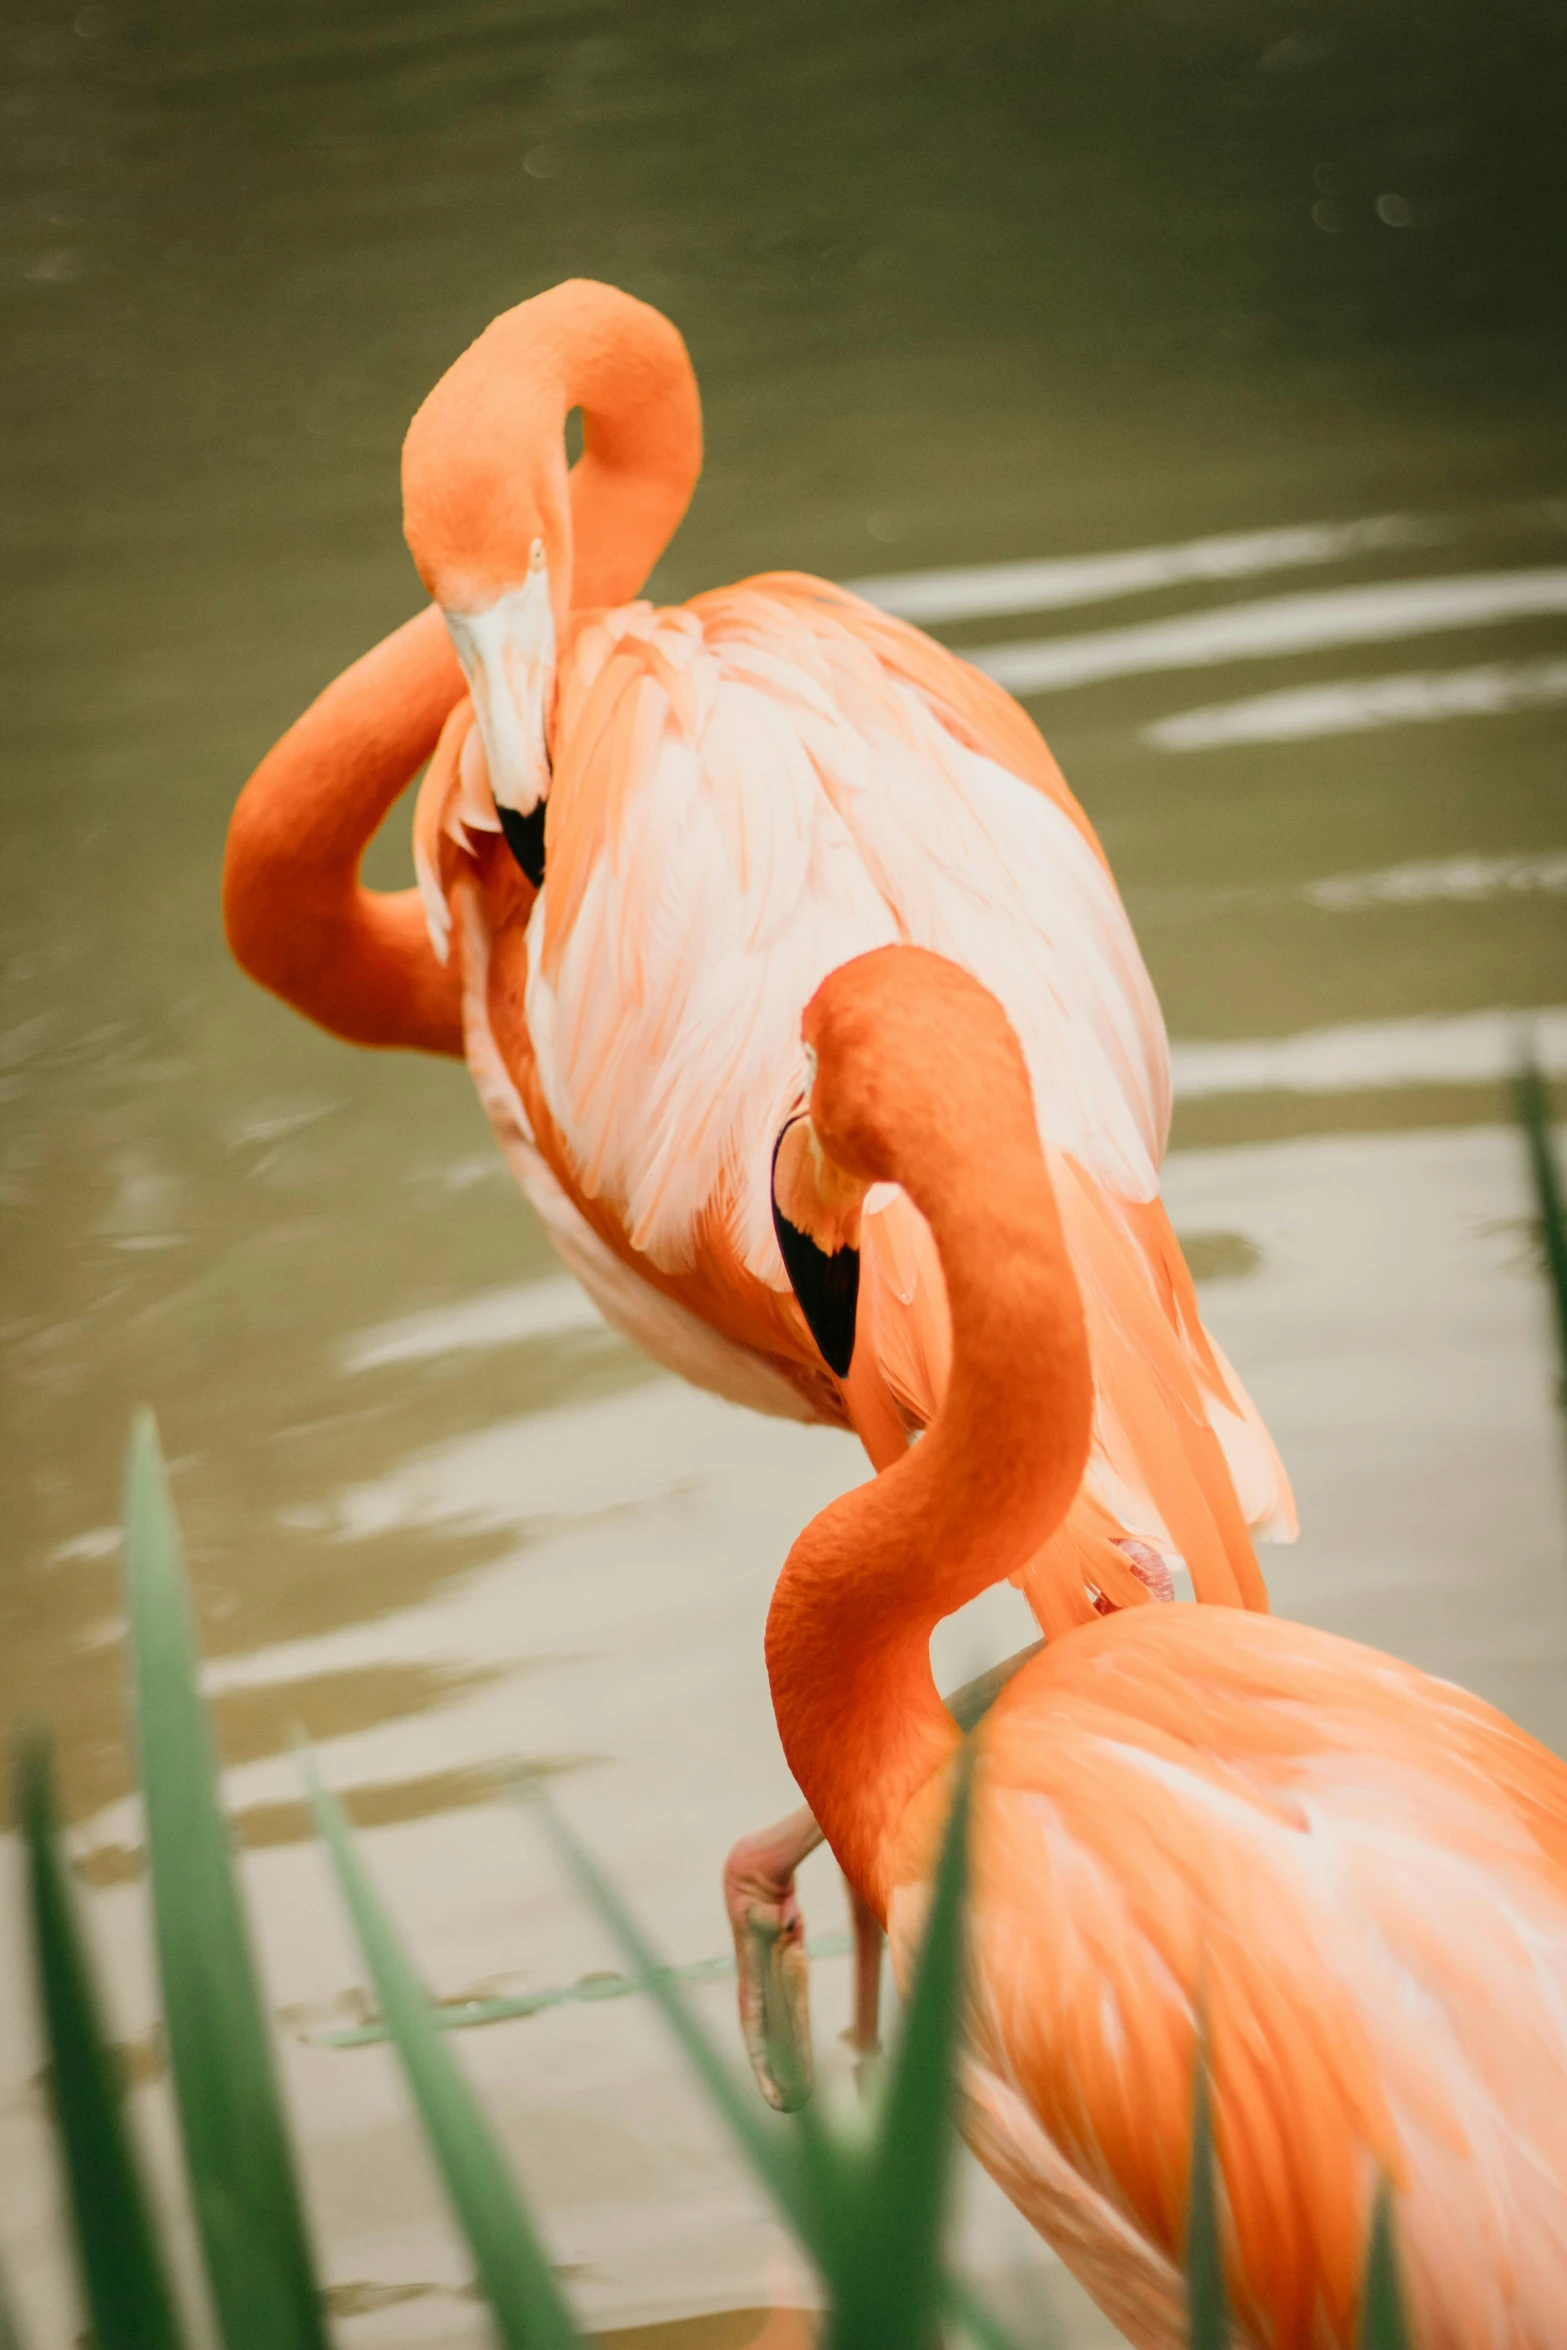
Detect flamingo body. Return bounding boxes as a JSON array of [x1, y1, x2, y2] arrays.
[[894, 1606, 1567, 2349], [765, 944, 1567, 2350], [417, 563, 1291, 1627]]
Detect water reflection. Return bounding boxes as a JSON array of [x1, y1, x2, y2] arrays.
[[973, 560, 1567, 695], [1149, 655, 1567, 748], [1169, 1003, 1567, 1099], [850, 512, 1442, 625], [1305, 848, 1567, 910], [340, 1272, 610, 1374]]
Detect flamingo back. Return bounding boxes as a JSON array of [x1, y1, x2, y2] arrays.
[[888, 1608, 1567, 2350]]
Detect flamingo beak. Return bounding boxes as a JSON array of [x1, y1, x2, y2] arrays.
[[771, 1114, 862, 1379], [441, 540, 555, 888]]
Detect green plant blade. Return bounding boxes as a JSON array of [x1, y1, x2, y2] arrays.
[[531, 1791, 817, 2242], [1356, 2181, 1413, 2350], [302, 1751, 581, 2350], [1185, 2042, 1228, 2350], [1516, 1051, 1567, 1418], [123, 1412, 326, 2350], [16, 1736, 187, 2350], [535, 1783, 1023, 2350], [828, 1746, 975, 2349]]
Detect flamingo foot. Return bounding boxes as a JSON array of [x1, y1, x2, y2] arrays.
[[724, 1803, 821, 2111]]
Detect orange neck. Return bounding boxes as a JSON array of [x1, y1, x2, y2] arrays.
[[402, 279, 703, 616], [560, 288, 705, 609], [764, 952, 1094, 1917], [223, 604, 467, 1054]]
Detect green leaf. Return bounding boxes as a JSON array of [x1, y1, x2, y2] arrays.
[[16, 1736, 187, 2350], [1516, 1050, 1567, 1421], [827, 1746, 975, 2350], [301, 1751, 581, 2350], [123, 1412, 327, 2350], [1356, 2180, 1414, 2350], [1185, 2041, 1228, 2350], [531, 1790, 816, 2241]]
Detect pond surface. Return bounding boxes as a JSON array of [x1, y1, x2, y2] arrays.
[[2, 2, 1565, 2340]]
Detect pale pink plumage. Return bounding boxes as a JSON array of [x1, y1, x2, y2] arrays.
[[418, 571, 1292, 1628]]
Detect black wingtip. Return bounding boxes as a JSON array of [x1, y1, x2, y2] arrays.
[[771, 1127, 859, 1379], [498, 800, 547, 888]]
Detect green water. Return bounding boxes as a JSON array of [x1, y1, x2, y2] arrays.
[[3, 3, 1565, 2339]]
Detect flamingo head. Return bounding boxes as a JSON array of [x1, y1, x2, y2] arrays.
[[770, 1083, 869, 1380], [401, 315, 573, 889], [400, 283, 702, 891], [771, 948, 1051, 1380]]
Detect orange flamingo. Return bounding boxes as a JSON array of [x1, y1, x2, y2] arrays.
[[766, 943, 1567, 2349], [223, 279, 1294, 2097]]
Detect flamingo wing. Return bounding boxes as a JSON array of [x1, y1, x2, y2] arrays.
[[894, 1609, 1567, 2350], [440, 577, 1292, 1616]]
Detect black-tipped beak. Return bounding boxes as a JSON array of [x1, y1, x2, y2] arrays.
[[771, 1124, 859, 1379], [497, 799, 547, 888]]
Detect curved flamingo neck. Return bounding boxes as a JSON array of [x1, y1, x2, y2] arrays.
[[764, 951, 1094, 1918], [224, 605, 466, 1055], [402, 279, 702, 615]]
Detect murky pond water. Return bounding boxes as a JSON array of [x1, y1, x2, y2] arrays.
[[3, 2, 1565, 2340]]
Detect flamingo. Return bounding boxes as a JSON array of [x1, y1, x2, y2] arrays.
[[223, 278, 1294, 2101], [765, 942, 1567, 2348]]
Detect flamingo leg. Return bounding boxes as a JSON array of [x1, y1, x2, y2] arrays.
[[725, 1642, 1046, 2108], [723, 1802, 821, 2111], [844, 1874, 884, 2090]]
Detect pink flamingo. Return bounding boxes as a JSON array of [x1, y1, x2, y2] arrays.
[[223, 279, 1294, 2099], [767, 943, 1567, 2348]]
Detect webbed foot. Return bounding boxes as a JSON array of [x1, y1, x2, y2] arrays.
[[724, 1804, 821, 2110]]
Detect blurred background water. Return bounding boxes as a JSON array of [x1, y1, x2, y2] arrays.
[[2, 2, 1565, 2341]]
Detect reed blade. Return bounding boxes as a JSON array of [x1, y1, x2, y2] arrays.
[[1185, 2044, 1229, 2350], [17, 1736, 187, 2350], [1356, 2181, 1414, 2350], [1515, 1051, 1567, 1419], [303, 1753, 581, 2350], [123, 1412, 327, 2350], [829, 1747, 975, 2349]]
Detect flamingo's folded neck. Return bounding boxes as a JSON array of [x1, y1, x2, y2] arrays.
[[765, 948, 1095, 1914], [403, 278, 702, 623]]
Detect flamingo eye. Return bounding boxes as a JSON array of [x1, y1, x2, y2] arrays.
[[529, 537, 546, 572]]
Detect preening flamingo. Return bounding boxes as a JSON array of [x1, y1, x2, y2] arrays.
[[223, 278, 1294, 2098], [767, 943, 1567, 2349]]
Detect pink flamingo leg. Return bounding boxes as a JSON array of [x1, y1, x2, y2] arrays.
[[723, 1802, 821, 2111], [725, 1641, 1046, 2108]]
